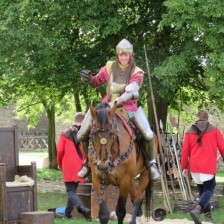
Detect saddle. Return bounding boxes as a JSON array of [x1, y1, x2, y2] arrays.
[[115, 113, 134, 139], [115, 113, 142, 161]]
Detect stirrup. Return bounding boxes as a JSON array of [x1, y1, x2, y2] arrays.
[[150, 163, 161, 181], [78, 164, 91, 179]]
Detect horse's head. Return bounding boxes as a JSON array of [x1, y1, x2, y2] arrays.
[[90, 102, 117, 129], [89, 102, 119, 172]]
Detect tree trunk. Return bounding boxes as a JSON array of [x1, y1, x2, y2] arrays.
[[155, 99, 168, 133], [74, 92, 81, 112], [46, 104, 57, 169], [144, 68, 168, 134], [147, 94, 168, 134], [83, 90, 90, 113]]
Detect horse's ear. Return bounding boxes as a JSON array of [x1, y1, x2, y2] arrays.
[[109, 101, 117, 117], [90, 105, 97, 118]]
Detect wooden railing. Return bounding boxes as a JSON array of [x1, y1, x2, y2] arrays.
[[19, 134, 48, 150]]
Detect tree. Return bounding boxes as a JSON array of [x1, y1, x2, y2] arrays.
[[157, 0, 224, 110], [0, 1, 85, 168]]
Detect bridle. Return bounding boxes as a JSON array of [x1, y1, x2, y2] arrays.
[[88, 115, 134, 173], [89, 116, 117, 171]]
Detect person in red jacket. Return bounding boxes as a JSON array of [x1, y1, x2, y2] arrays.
[[181, 110, 224, 224], [57, 112, 91, 221]]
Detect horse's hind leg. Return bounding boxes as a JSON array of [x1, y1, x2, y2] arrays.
[[99, 200, 110, 224], [129, 170, 149, 224], [129, 183, 143, 217], [136, 200, 143, 216], [129, 199, 143, 224]]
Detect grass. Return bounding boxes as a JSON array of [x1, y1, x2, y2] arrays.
[[37, 168, 62, 181], [37, 168, 224, 223], [37, 168, 118, 223], [38, 192, 111, 224], [216, 170, 224, 185], [38, 192, 119, 223], [217, 170, 224, 177]]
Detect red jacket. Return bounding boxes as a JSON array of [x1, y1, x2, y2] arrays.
[[181, 128, 224, 175], [57, 128, 86, 183]]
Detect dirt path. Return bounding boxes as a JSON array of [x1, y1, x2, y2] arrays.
[[37, 180, 65, 192], [133, 216, 212, 224]]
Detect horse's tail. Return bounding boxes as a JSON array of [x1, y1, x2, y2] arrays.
[[145, 179, 153, 218]]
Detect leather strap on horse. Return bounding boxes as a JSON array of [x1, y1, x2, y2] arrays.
[[115, 113, 134, 139]]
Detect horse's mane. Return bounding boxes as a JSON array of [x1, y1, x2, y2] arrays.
[[95, 102, 111, 125]]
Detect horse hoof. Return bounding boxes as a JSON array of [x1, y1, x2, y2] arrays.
[[129, 221, 136, 224]]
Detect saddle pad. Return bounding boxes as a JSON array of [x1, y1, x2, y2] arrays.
[[116, 113, 134, 139]]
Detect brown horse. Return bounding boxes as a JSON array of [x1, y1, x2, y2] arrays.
[[88, 102, 158, 224]]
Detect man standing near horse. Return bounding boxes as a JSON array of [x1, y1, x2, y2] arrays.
[[57, 112, 91, 221], [77, 38, 160, 181], [181, 110, 224, 224]]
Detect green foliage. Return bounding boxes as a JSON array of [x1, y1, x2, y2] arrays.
[[159, 0, 224, 112]]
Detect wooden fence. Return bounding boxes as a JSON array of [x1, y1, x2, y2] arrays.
[[18, 133, 48, 150]]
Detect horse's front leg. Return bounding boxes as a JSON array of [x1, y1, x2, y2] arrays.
[[116, 181, 130, 224], [92, 175, 110, 224], [116, 195, 127, 224], [99, 199, 110, 224]]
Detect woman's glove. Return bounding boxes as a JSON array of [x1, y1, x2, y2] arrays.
[[80, 70, 92, 83]]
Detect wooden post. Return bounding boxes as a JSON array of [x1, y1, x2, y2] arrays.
[[0, 163, 7, 224], [143, 38, 171, 213], [21, 211, 55, 224]]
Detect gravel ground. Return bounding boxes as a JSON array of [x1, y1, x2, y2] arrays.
[[132, 216, 212, 224], [37, 180, 65, 192]]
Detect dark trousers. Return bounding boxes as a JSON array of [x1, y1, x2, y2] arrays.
[[197, 176, 216, 212], [64, 182, 82, 217]]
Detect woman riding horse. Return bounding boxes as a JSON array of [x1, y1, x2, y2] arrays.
[[77, 38, 160, 181], [88, 101, 158, 224]]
